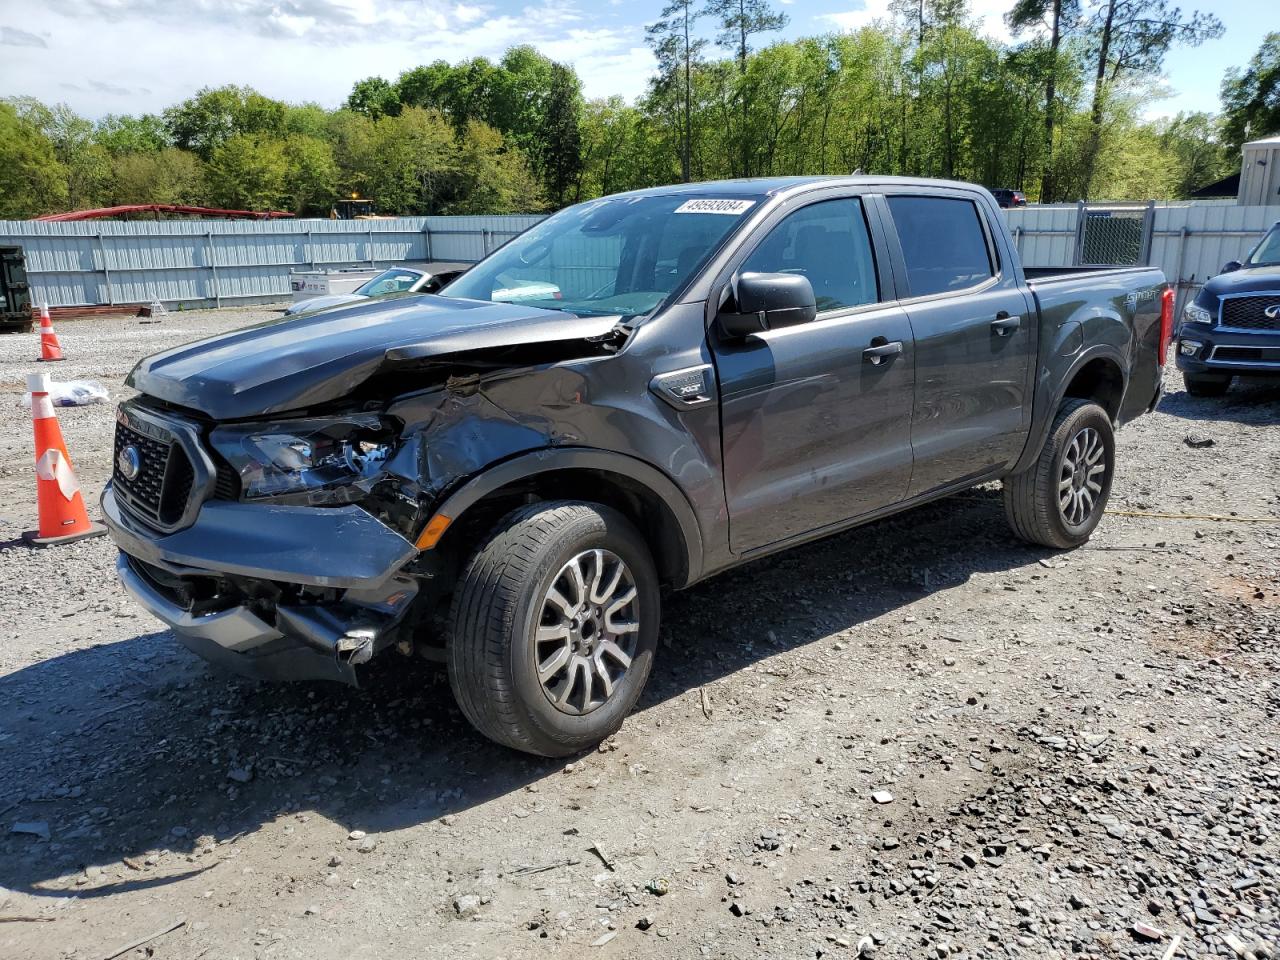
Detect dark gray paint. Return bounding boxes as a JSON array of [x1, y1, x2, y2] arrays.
[[106, 174, 1167, 685], [103, 485, 416, 589]]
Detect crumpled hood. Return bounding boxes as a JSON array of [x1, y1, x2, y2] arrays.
[[128, 294, 620, 420]]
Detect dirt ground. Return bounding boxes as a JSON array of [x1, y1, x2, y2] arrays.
[[0, 307, 1276, 960]]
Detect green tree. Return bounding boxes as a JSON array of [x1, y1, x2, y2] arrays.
[[282, 135, 338, 214], [164, 86, 287, 160], [395, 62, 456, 113], [283, 103, 332, 139], [345, 107, 456, 214], [7, 98, 111, 209], [95, 114, 169, 154], [1080, 0, 1222, 198], [578, 97, 644, 198], [702, 0, 788, 71], [701, 0, 788, 176], [1221, 33, 1280, 151], [398, 58, 503, 130], [1157, 112, 1232, 196], [0, 101, 68, 217], [110, 148, 205, 205], [448, 121, 544, 214], [345, 77, 401, 120], [534, 64, 583, 207], [204, 134, 288, 210], [647, 0, 706, 181], [1007, 0, 1081, 200]]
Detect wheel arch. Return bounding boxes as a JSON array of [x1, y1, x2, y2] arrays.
[[423, 448, 705, 588], [1013, 346, 1128, 475]]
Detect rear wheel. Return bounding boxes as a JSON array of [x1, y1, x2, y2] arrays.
[[447, 501, 659, 756], [1004, 399, 1115, 549], [1183, 372, 1232, 397]]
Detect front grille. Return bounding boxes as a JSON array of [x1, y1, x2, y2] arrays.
[[213, 459, 241, 500], [113, 420, 196, 528], [1220, 295, 1280, 331]]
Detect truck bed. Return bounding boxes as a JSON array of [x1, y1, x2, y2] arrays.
[[1024, 265, 1157, 284], [1023, 264, 1166, 437]]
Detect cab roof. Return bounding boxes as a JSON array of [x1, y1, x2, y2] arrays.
[[606, 175, 991, 201]]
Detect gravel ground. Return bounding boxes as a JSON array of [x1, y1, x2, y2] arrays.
[[0, 307, 1277, 960]]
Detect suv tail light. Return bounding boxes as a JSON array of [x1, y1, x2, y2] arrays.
[[1158, 286, 1175, 366]]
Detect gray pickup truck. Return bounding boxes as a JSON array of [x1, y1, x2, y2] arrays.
[[104, 177, 1170, 756]]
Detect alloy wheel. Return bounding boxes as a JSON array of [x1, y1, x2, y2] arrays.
[[1058, 425, 1106, 527], [535, 549, 640, 715]]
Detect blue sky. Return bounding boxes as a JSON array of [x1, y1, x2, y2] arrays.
[[0, 0, 1262, 121]]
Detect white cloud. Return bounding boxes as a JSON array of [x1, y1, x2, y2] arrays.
[[1, 25, 49, 47], [0, 0, 657, 117], [817, 0, 892, 33], [819, 0, 1012, 43]]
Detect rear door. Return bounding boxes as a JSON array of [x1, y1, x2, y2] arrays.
[[711, 192, 916, 553], [879, 192, 1034, 496]]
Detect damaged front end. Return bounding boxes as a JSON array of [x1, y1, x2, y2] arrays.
[[106, 299, 630, 685]]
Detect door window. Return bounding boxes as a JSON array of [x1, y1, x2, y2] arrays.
[[887, 196, 995, 297], [739, 198, 879, 313]]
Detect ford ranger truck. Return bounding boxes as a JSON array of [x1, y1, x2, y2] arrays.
[[104, 177, 1170, 757], [1176, 220, 1280, 395]]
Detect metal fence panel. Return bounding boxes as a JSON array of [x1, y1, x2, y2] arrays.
[[1007, 202, 1280, 311], [1005, 205, 1078, 268], [0, 215, 546, 308]]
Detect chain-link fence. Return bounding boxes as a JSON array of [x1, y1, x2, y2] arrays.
[[1073, 202, 1155, 267]]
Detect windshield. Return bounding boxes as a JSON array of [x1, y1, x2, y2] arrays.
[[442, 194, 761, 319], [356, 268, 423, 297], [1246, 225, 1280, 266]]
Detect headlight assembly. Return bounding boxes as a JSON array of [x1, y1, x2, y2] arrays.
[[1181, 302, 1213, 327], [210, 414, 396, 501]]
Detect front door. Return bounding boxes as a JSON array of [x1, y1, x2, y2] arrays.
[[712, 196, 916, 554], [881, 194, 1034, 496]]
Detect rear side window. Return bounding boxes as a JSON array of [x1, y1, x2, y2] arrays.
[[887, 196, 995, 297], [739, 198, 878, 313]]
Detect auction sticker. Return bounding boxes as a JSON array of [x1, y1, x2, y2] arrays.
[[674, 199, 756, 215]]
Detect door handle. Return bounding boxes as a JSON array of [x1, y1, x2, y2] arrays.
[[863, 339, 903, 365], [991, 312, 1021, 336]]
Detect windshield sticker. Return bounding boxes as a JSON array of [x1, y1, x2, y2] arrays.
[[674, 199, 756, 215]]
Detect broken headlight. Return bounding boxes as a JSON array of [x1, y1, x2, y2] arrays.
[[209, 415, 396, 501]]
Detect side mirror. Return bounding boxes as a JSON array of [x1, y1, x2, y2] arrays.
[[717, 272, 817, 339], [1221, 260, 1242, 274]]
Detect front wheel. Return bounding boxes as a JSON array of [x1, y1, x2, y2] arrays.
[[447, 501, 660, 756], [1183, 372, 1232, 397], [1003, 399, 1115, 549]]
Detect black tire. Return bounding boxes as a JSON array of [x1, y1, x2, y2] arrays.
[[447, 500, 660, 757], [1183, 372, 1232, 397], [1003, 399, 1115, 549]]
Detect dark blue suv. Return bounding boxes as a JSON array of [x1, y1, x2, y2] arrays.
[[1176, 221, 1280, 395]]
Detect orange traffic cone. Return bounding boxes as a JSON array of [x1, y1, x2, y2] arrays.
[[23, 373, 106, 548], [37, 302, 65, 362]]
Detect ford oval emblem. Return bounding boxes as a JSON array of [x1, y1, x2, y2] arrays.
[[117, 445, 142, 481], [1265, 304, 1280, 320]]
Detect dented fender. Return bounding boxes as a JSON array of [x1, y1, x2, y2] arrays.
[[422, 446, 706, 585]]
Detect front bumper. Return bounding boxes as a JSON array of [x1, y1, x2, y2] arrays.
[[1175, 325, 1280, 377], [104, 484, 421, 685], [102, 484, 416, 589]]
